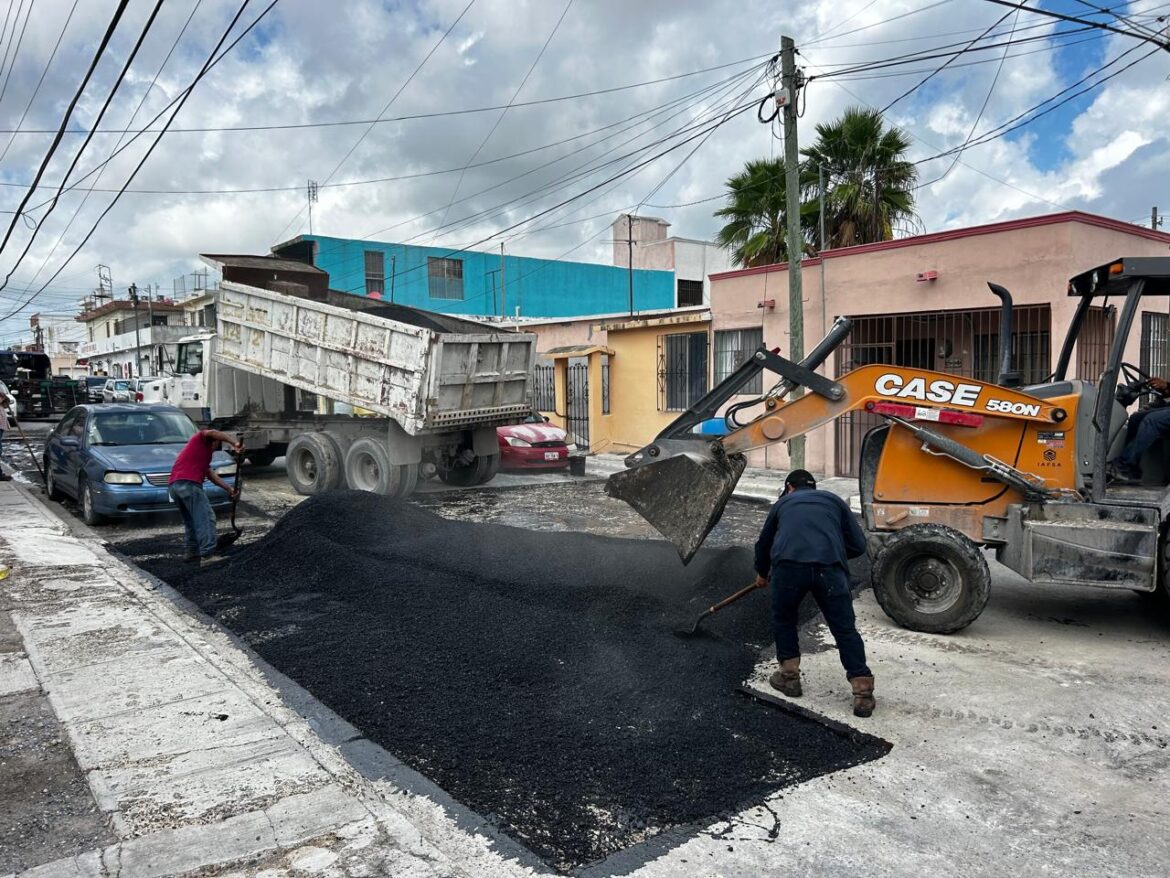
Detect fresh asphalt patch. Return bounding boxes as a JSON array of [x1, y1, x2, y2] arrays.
[[118, 491, 889, 873]]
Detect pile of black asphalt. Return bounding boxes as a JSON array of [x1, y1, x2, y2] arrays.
[[128, 492, 888, 872]]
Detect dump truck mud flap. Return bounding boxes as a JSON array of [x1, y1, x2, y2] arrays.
[[605, 439, 746, 564]]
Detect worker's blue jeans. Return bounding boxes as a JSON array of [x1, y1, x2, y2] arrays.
[[1118, 406, 1170, 473], [770, 561, 871, 679], [169, 479, 216, 557]]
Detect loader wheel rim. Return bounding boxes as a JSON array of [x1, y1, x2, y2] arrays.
[[897, 555, 963, 614]]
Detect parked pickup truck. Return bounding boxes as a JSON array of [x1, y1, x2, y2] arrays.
[[162, 281, 536, 497]]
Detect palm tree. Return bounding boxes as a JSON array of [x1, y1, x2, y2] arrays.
[[801, 107, 918, 249], [714, 157, 793, 268]]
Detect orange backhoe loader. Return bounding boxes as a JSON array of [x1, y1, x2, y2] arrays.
[[607, 258, 1170, 633]]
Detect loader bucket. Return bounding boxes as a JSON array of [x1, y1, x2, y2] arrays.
[[604, 440, 747, 564]]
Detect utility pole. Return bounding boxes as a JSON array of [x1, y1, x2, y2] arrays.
[[128, 284, 142, 378], [307, 180, 319, 234], [1152, 206, 1162, 231], [500, 243, 506, 319], [781, 35, 806, 470], [627, 213, 635, 316], [819, 163, 827, 338]]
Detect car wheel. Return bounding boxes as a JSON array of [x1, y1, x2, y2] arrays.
[[79, 477, 105, 526], [45, 461, 64, 501]]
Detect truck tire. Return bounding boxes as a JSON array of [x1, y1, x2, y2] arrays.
[[344, 438, 400, 495], [439, 452, 496, 487], [286, 433, 343, 495], [393, 462, 419, 498], [871, 523, 990, 634], [475, 452, 500, 486]]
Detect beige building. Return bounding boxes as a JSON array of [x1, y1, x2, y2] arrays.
[[612, 214, 733, 307]]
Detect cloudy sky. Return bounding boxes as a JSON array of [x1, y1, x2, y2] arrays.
[[0, 0, 1167, 344]]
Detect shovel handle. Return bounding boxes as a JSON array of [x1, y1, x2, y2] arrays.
[[702, 578, 768, 615]]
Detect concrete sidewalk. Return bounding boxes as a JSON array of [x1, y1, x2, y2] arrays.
[[0, 478, 533, 878]]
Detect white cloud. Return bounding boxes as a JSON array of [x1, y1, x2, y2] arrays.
[[1, 0, 1167, 343]]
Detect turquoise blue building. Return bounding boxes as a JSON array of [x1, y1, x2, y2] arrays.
[[270, 235, 676, 319]]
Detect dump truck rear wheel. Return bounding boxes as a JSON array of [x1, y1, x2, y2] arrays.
[[286, 433, 342, 495], [344, 438, 400, 495], [871, 524, 990, 634]]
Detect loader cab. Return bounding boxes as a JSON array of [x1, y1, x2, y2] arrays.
[[1057, 258, 1170, 502]]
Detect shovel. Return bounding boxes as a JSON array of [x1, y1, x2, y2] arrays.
[[215, 451, 245, 549], [674, 577, 768, 638]]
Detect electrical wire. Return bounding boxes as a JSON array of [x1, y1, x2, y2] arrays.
[[0, 51, 777, 136], [0, 0, 77, 167], [432, 0, 573, 240], [0, 0, 32, 109], [0, 0, 279, 322], [0, 0, 168, 295], [271, 0, 476, 243], [803, 0, 956, 47], [0, 0, 130, 266], [21, 0, 205, 293], [983, 0, 1170, 47]]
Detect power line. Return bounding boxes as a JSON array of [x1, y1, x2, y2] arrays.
[[0, 51, 777, 136], [0, 0, 32, 109], [802, 0, 956, 47], [0, 0, 168, 296], [982, 0, 1170, 48], [0, 0, 78, 167], [882, 6, 1016, 111], [1, 0, 280, 322], [22, 0, 205, 293], [271, 0, 477, 243], [433, 0, 573, 240], [0, 0, 130, 268]]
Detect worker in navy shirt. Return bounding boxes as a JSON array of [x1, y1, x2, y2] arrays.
[[753, 469, 875, 717]]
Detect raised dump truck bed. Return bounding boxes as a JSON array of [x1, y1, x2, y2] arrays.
[[213, 281, 535, 435]]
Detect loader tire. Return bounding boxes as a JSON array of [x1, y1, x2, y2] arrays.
[[871, 524, 990, 634], [286, 432, 343, 495]]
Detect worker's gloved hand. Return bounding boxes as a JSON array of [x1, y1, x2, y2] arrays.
[[753, 573, 768, 590]]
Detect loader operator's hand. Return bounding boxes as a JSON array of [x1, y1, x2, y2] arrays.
[[1150, 377, 1170, 396]]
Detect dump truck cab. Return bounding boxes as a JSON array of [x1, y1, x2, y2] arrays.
[[607, 258, 1170, 634]]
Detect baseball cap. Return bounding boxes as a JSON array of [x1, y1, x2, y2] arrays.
[[784, 469, 817, 489]]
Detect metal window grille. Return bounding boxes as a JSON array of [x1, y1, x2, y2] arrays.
[[566, 361, 589, 448], [714, 328, 764, 394], [364, 251, 385, 296], [677, 279, 704, 307], [832, 304, 1052, 477], [533, 363, 555, 411], [658, 331, 709, 411], [1077, 306, 1115, 380], [1141, 311, 1170, 378], [427, 257, 464, 300]]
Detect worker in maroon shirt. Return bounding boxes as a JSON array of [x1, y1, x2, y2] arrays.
[[168, 428, 242, 564]]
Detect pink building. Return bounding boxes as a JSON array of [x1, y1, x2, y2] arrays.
[[709, 211, 1170, 476]]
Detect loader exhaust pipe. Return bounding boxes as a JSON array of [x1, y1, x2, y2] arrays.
[[605, 318, 853, 564], [988, 282, 1023, 388]]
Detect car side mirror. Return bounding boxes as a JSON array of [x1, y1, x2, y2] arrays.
[[59, 436, 79, 447]]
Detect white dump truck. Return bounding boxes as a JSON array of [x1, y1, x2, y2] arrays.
[[164, 280, 536, 496]]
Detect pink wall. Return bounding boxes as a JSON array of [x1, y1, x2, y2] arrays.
[[710, 213, 1170, 475]]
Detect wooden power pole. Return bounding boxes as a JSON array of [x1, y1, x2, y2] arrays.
[[781, 35, 806, 470]]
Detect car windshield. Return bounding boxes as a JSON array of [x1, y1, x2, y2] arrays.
[[112, 380, 131, 391], [88, 410, 196, 446]]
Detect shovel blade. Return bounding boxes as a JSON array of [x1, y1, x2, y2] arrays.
[[605, 440, 746, 564]]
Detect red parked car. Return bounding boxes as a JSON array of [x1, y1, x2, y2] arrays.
[[497, 413, 571, 470]]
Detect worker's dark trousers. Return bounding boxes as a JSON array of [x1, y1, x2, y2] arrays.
[[770, 561, 871, 679], [1119, 406, 1170, 472]]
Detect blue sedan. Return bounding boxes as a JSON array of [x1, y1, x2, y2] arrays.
[[43, 404, 237, 525]]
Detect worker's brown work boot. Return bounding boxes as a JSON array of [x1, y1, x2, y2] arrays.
[[850, 675, 875, 718], [769, 658, 802, 697]]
